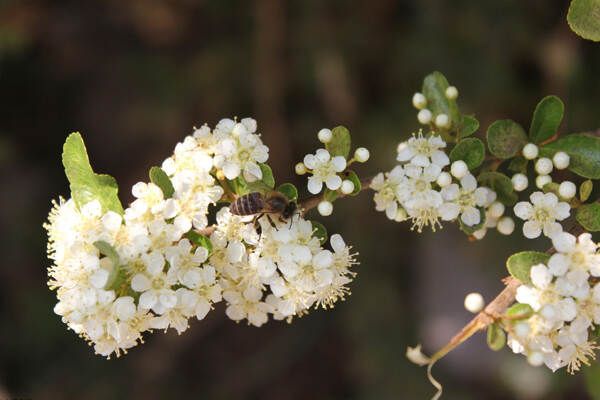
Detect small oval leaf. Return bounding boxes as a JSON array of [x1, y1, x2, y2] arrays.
[[277, 183, 298, 201], [540, 133, 600, 179], [486, 119, 528, 159], [310, 220, 328, 244], [149, 166, 175, 198], [576, 203, 600, 232], [449, 138, 485, 170], [326, 126, 352, 158], [529, 95, 564, 144], [477, 172, 518, 206], [486, 323, 506, 351], [506, 251, 551, 284]]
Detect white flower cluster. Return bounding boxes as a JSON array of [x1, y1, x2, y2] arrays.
[[508, 232, 600, 373], [210, 207, 356, 326], [295, 128, 370, 217], [371, 131, 499, 233], [46, 118, 358, 357]]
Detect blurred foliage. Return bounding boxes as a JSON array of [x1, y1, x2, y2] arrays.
[[0, 0, 599, 399]]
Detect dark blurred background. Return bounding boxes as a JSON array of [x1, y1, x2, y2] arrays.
[[1, 1, 599, 399]]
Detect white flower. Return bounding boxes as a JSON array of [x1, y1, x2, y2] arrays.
[[371, 166, 405, 220], [213, 118, 269, 182], [438, 174, 489, 226], [513, 192, 570, 239], [303, 148, 347, 194], [131, 251, 178, 315], [396, 131, 449, 168], [548, 232, 600, 284]]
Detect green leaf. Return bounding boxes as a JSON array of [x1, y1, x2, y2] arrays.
[[539, 133, 600, 179], [581, 180, 593, 202], [486, 119, 528, 159], [229, 176, 250, 195], [576, 203, 600, 232], [186, 231, 213, 254], [326, 126, 352, 158], [529, 96, 564, 143], [259, 163, 275, 189], [310, 220, 328, 244], [323, 188, 339, 202], [422, 71, 460, 127], [567, 0, 600, 42], [449, 138, 485, 170], [506, 251, 551, 284], [505, 303, 534, 320], [458, 115, 479, 139], [149, 166, 175, 198], [277, 183, 298, 201], [459, 208, 486, 235], [477, 172, 518, 206], [62, 132, 124, 215], [486, 323, 506, 351], [507, 156, 528, 174], [94, 241, 123, 290], [343, 170, 362, 196]]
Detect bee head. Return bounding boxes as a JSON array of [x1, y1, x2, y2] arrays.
[[282, 201, 297, 219]]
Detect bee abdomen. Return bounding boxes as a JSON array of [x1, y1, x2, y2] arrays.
[[230, 192, 264, 215]]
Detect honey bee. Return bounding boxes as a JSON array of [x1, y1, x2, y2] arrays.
[[230, 191, 297, 224]]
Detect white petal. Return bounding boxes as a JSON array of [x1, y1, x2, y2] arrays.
[[552, 232, 576, 253], [438, 203, 460, 221], [514, 202, 533, 220], [325, 175, 342, 190], [331, 156, 347, 172], [523, 220, 542, 239], [460, 174, 477, 191], [222, 162, 241, 179], [139, 291, 157, 309], [131, 274, 151, 292], [307, 176, 323, 194], [330, 234, 346, 253], [460, 207, 481, 226]]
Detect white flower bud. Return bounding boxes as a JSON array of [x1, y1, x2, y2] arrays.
[[445, 86, 458, 100], [450, 160, 469, 179], [535, 174, 552, 189], [317, 128, 332, 143], [354, 147, 370, 163], [535, 157, 553, 175], [488, 201, 505, 219], [436, 171, 452, 187], [522, 143, 539, 160], [511, 173, 528, 192], [558, 181, 576, 199], [464, 292, 485, 313], [295, 162, 307, 175], [317, 200, 333, 216], [497, 216, 515, 235], [434, 113, 451, 129], [472, 228, 487, 240], [412, 92, 427, 109], [340, 180, 355, 195], [527, 352, 545, 367], [417, 109, 432, 125], [553, 151, 570, 170]]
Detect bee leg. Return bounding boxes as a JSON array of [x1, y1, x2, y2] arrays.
[[267, 215, 278, 230], [253, 213, 264, 236]]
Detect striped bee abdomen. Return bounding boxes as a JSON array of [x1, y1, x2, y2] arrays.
[[230, 192, 265, 216]]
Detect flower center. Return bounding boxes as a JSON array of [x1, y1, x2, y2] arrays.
[[152, 277, 165, 289]]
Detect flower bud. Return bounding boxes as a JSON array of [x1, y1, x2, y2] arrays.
[[497, 217, 515, 235], [451, 160, 469, 179], [417, 109, 432, 125], [464, 292, 485, 313], [445, 86, 458, 100], [412, 92, 427, 109], [522, 143, 539, 160], [553, 151, 570, 170], [354, 147, 370, 163], [317, 200, 333, 216], [511, 173, 528, 192], [535, 174, 552, 189], [535, 157, 553, 175], [295, 162, 307, 175], [558, 181, 576, 199], [340, 180, 355, 195], [318, 128, 332, 143], [434, 113, 451, 129]]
